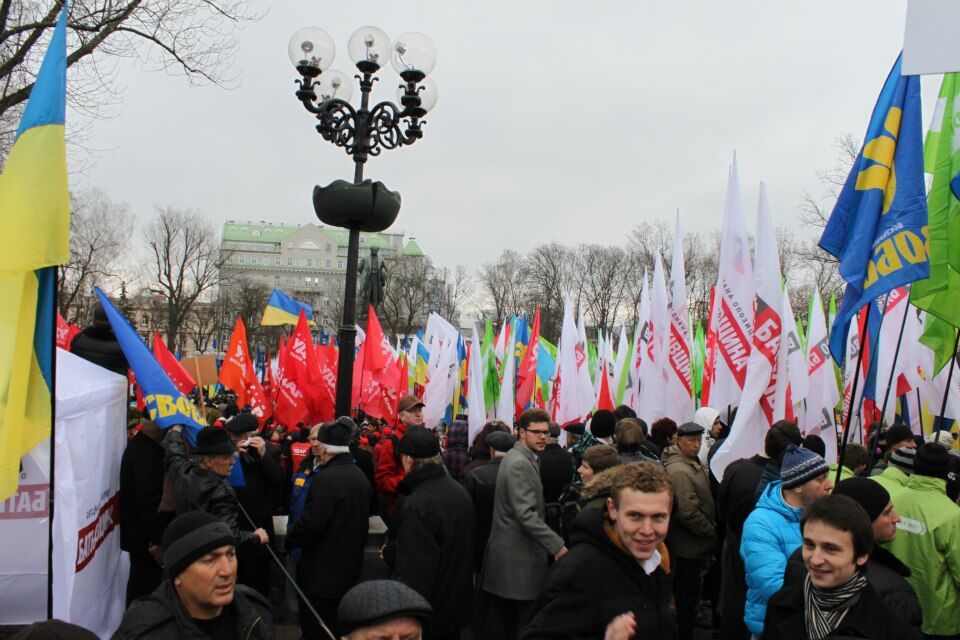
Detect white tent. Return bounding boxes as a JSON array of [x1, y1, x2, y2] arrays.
[[0, 349, 128, 637]]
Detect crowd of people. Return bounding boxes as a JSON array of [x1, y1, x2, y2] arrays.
[[62, 382, 960, 640]]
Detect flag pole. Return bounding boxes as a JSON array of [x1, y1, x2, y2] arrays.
[[854, 292, 890, 440], [933, 328, 960, 435], [835, 303, 873, 486], [869, 299, 912, 470], [47, 266, 59, 620]]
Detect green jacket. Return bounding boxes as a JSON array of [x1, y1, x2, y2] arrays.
[[828, 462, 855, 483], [886, 474, 960, 636], [871, 464, 910, 496]]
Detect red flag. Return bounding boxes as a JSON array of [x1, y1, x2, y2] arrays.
[[244, 360, 272, 428], [262, 348, 274, 398], [516, 308, 542, 415], [597, 360, 615, 412], [701, 285, 717, 407], [152, 332, 196, 396], [56, 312, 81, 350], [364, 305, 392, 372], [129, 370, 145, 412], [218, 318, 251, 406], [274, 335, 309, 428], [313, 343, 337, 423], [397, 352, 409, 404]]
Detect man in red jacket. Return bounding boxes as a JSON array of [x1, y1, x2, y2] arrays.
[[375, 395, 425, 516]]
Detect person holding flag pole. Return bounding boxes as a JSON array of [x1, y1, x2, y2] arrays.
[[819, 53, 930, 486]]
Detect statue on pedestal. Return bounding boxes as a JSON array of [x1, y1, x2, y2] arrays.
[[358, 246, 388, 318]]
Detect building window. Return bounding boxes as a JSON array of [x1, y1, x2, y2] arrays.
[[251, 257, 258, 265], [324, 299, 332, 307], [325, 243, 332, 252], [239, 256, 245, 264], [274, 258, 281, 266], [307, 259, 312, 267], [337, 260, 343, 269], [325, 260, 331, 268], [304, 277, 311, 284], [274, 276, 280, 284], [287, 258, 292, 266]]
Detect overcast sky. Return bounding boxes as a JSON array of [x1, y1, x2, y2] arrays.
[[71, 0, 938, 271]]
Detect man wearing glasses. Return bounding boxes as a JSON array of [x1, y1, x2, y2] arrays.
[[481, 409, 567, 639]]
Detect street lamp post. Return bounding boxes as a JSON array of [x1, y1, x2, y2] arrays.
[[288, 26, 437, 418]]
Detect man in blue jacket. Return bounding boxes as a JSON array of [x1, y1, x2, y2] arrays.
[[740, 445, 832, 637]]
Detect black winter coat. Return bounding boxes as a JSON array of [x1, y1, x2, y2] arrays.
[[112, 580, 275, 640], [762, 572, 922, 640], [71, 325, 128, 375], [162, 430, 259, 546], [285, 454, 371, 601], [463, 458, 502, 570], [539, 443, 573, 504], [120, 432, 166, 552], [783, 546, 923, 633], [233, 444, 283, 533], [523, 508, 678, 640], [385, 464, 475, 638], [717, 454, 766, 535]]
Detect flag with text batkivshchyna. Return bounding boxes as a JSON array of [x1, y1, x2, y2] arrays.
[[95, 288, 205, 438], [713, 184, 785, 481], [912, 73, 960, 372], [261, 289, 315, 326], [0, 4, 69, 500], [666, 213, 693, 422], [154, 332, 197, 397], [820, 54, 929, 364], [803, 290, 840, 463]]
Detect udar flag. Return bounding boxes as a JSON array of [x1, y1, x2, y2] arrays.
[[219, 317, 252, 405], [713, 183, 782, 481]]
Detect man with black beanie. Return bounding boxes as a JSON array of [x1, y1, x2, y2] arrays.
[[570, 409, 616, 481], [887, 443, 960, 638], [286, 417, 371, 639], [112, 511, 275, 640]]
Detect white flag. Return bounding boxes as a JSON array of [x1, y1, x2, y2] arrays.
[[803, 289, 840, 463], [665, 213, 693, 423], [613, 325, 629, 404], [708, 153, 755, 413], [777, 285, 808, 419], [626, 271, 651, 414], [467, 323, 487, 444], [713, 183, 782, 480], [645, 254, 670, 422], [496, 328, 516, 423], [555, 296, 593, 426]]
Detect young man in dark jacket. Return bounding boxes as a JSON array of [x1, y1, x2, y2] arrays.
[[113, 511, 275, 640], [523, 462, 678, 640], [285, 418, 372, 639], [120, 418, 167, 606], [762, 495, 921, 640], [384, 426, 475, 640]]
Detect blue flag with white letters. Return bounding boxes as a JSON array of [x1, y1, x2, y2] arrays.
[[819, 54, 929, 364], [95, 287, 206, 441]]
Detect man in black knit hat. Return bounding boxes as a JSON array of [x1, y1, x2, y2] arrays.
[[113, 511, 275, 640]]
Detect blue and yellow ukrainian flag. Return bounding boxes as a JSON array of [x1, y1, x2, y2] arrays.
[[261, 288, 316, 326], [0, 4, 70, 500]]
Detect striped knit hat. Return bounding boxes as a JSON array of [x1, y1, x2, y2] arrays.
[[889, 446, 916, 473], [780, 444, 829, 489]]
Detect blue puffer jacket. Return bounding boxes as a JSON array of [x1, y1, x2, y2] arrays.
[[740, 480, 802, 635]]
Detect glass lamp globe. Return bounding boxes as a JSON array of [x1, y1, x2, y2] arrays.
[[347, 26, 391, 73], [288, 27, 335, 74], [398, 76, 438, 116], [315, 69, 353, 102], [390, 32, 437, 82]]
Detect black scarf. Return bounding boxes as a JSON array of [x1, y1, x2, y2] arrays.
[[803, 570, 868, 640]]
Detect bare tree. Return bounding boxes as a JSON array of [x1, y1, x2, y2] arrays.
[[572, 244, 630, 334], [0, 0, 262, 161], [143, 206, 229, 352], [434, 264, 471, 325], [58, 187, 133, 323], [478, 249, 527, 327], [376, 255, 434, 339], [523, 242, 571, 342]]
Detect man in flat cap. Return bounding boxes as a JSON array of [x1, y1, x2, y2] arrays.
[[223, 414, 283, 597], [662, 421, 716, 640], [376, 395, 426, 517], [113, 511, 275, 640], [337, 580, 433, 640], [383, 427, 475, 640], [163, 426, 269, 549], [286, 417, 372, 639]]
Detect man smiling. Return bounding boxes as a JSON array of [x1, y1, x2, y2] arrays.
[[523, 462, 678, 639]]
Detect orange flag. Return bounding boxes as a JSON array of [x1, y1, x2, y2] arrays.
[[218, 318, 251, 406]]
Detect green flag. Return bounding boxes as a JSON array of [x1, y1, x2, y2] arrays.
[[911, 73, 960, 372], [482, 319, 500, 410]]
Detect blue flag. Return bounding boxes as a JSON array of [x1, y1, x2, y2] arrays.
[[819, 54, 929, 363], [95, 288, 206, 440]]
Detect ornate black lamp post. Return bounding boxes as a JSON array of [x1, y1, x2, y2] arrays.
[[288, 26, 437, 418]]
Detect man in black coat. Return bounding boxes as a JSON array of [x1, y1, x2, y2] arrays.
[[539, 422, 574, 504], [120, 419, 167, 606], [112, 511, 276, 640], [384, 427, 475, 640], [70, 304, 128, 376], [223, 414, 284, 598], [163, 426, 269, 549], [464, 431, 516, 571], [523, 462, 678, 640], [285, 418, 371, 640]]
